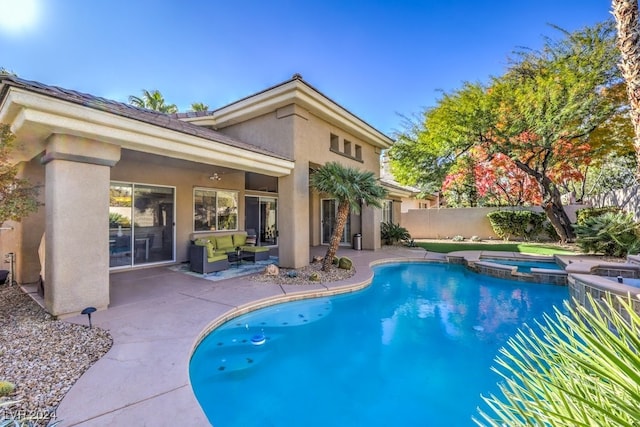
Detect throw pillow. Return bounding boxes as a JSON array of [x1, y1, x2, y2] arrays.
[[205, 241, 215, 259], [233, 234, 247, 246]]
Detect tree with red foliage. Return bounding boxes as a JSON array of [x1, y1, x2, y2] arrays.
[[391, 21, 621, 242]]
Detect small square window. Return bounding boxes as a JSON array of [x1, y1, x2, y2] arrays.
[[330, 134, 339, 151], [344, 140, 352, 156], [355, 144, 362, 160]]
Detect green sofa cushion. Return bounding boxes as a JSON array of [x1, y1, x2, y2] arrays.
[[233, 234, 247, 247], [241, 245, 269, 253], [207, 253, 228, 263], [215, 235, 234, 250]]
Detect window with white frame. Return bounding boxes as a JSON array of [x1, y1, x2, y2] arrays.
[[382, 200, 393, 223], [193, 188, 238, 232]]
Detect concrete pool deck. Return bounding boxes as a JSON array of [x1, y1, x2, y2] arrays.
[[55, 246, 440, 426]]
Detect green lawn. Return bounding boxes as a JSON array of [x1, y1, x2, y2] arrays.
[[415, 241, 577, 255]]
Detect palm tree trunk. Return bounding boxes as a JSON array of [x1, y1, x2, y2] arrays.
[[322, 201, 350, 271], [612, 0, 640, 178]]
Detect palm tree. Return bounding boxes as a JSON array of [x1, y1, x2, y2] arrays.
[[190, 102, 209, 112], [612, 0, 640, 178], [128, 89, 178, 113], [309, 161, 387, 271]]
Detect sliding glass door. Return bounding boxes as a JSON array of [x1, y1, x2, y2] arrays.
[[245, 196, 278, 246], [109, 183, 175, 268]]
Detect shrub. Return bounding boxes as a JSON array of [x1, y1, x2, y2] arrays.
[[572, 211, 640, 257], [575, 206, 621, 225], [487, 210, 546, 241], [381, 222, 411, 246], [0, 380, 15, 397], [452, 235, 464, 242], [475, 294, 640, 427], [470, 235, 481, 242], [338, 257, 353, 270]]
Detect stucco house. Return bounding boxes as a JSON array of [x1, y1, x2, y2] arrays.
[[0, 73, 393, 317]]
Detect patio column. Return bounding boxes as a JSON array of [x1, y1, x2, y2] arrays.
[[361, 204, 382, 250], [278, 166, 309, 268], [43, 134, 121, 317]]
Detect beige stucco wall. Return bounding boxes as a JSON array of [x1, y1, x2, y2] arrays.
[[0, 157, 46, 287], [217, 104, 383, 264], [14, 158, 46, 284], [401, 205, 585, 240]]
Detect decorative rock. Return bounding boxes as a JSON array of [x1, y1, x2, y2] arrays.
[[264, 264, 280, 276], [312, 256, 323, 263], [338, 257, 353, 270], [308, 272, 321, 281], [287, 270, 298, 278]]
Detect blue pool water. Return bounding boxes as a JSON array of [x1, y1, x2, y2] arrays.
[[190, 263, 567, 426], [481, 258, 563, 273]]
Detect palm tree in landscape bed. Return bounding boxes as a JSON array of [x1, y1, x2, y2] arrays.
[[310, 161, 387, 271]]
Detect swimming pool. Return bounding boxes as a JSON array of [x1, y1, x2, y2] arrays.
[[189, 262, 567, 426]]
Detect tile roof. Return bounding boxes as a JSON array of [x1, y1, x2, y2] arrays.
[[173, 73, 392, 144], [0, 75, 291, 161]]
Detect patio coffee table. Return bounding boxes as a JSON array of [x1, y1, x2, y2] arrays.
[[227, 251, 254, 268]]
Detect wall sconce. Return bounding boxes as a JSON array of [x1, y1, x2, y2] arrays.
[[209, 172, 222, 181]]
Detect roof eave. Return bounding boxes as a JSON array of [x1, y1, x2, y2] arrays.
[[0, 86, 294, 176]]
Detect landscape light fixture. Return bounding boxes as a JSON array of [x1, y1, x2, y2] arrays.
[[81, 306, 97, 329]]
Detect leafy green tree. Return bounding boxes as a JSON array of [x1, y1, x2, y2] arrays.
[[0, 124, 39, 224], [390, 21, 621, 242], [309, 162, 387, 271], [475, 293, 640, 427], [560, 81, 636, 201], [128, 89, 178, 113], [190, 102, 209, 112]]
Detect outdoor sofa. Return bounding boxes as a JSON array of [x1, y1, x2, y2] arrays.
[[188, 231, 270, 274]]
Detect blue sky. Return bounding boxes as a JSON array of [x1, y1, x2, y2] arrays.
[[0, 0, 611, 135]]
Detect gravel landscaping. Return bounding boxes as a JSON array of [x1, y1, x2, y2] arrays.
[[0, 284, 112, 426], [249, 258, 355, 285]]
